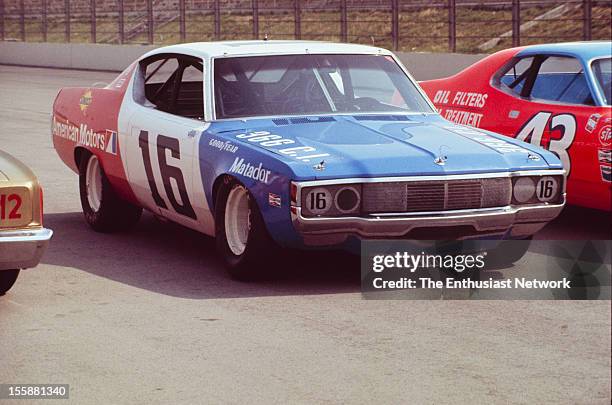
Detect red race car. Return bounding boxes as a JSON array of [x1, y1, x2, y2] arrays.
[[421, 41, 611, 211]]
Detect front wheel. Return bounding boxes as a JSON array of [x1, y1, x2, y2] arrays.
[[0, 269, 20, 296], [79, 153, 142, 232], [215, 178, 276, 280]]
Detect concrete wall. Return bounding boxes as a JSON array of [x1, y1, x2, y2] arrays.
[[0, 41, 487, 80]]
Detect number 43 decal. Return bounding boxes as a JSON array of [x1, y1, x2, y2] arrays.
[[515, 112, 576, 175], [138, 130, 197, 220]]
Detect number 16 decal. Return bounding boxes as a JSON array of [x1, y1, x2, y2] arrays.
[[516, 112, 576, 175], [138, 130, 197, 220]]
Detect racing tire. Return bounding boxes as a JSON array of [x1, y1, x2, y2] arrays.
[[486, 237, 533, 268], [79, 152, 142, 233], [0, 269, 20, 296], [215, 178, 276, 280]]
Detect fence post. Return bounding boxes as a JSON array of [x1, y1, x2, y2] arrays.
[[391, 0, 399, 50], [0, 0, 4, 41], [179, 0, 185, 42], [340, 0, 347, 42], [42, 0, 47, 41], [65, 0, 70, 42], [118, 0, 124, 44], [252, 0, 259, 39], [512, 0, 520, 47], [0, 0, 3, 41], [91, 0, 96, 43], [147, 0, 153, 44], [583, 0, 592, 40], [448, 0, 456, 52], [294, 0, 301, 40], [19, 0, 24, 41], [214, 0, 220, 40]]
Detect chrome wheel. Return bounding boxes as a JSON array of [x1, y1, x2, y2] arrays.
[[85, 155, 103, 212], [224, 185, 251, 256]]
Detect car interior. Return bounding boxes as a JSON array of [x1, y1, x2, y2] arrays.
[[497, 55, 596, 106], [140, 54, 205, 120]]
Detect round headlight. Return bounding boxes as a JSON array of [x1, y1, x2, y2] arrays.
[[535, 176, 559, 202], [513, 177, 536, 203], [334, 186, 361, 213], [305, 187, 332, 215]]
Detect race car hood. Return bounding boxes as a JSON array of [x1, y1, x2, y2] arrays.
[[208, 114, 562, 180]]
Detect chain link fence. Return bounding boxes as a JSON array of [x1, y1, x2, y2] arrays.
[[0, 0, 610, 53]]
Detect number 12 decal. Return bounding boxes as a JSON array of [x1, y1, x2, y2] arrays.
[[138, 130, 197, 220], [515, 112, 576, 175]]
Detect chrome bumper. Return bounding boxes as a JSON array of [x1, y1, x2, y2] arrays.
[[0, 227, 53, 270], [291, 200, 565, 246]]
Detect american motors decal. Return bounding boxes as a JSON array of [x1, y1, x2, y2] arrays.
[[52, 115, 117, 155]]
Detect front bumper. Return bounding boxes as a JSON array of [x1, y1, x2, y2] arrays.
[[292, 200, 565, 246], [0, 227, 53, 270]]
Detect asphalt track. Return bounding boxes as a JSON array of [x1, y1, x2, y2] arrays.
[[0, 65, 610, 404]]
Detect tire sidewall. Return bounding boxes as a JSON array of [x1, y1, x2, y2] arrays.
[[215, 178, 271, 276], [0, 269, 20, 296]]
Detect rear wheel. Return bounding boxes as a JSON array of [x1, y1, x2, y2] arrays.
[[79, 153, 142, 232], [215, 178, 275, 280], [0, 269, 20, 296]]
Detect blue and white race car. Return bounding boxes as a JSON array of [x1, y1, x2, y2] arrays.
[[52, 41, 566, 278]]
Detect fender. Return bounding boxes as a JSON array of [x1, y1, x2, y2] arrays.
[[52, 63, 139, 205]]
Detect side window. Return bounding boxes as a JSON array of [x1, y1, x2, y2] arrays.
[[497, 56, 535, 96], [531, 56, 594, 105], [143, 58, 180, 109], [176, 64, 204, 120], [139, 55, 204, 120]]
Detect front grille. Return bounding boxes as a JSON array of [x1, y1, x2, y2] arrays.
[[362, 178, 511, 213]]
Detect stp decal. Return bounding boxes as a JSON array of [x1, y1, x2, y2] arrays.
[[599, 125, 611, 147]]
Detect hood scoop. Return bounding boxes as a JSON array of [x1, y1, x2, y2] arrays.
[[353, 115, 413, 121], [273, 116, 336, 126]]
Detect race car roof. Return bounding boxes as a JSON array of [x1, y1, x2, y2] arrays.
[[141, 40, 392, 60], [516, 41, 611, 61]]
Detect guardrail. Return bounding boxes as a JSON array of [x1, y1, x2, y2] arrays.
[[0, 0, 610, 53]]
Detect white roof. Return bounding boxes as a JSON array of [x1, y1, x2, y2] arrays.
[[140, 40, 392, 60]]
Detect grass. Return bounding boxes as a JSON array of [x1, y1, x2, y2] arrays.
[[2, 5, 610, 53]]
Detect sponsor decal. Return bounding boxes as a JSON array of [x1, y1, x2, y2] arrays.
[[448, 125, 529, 154], [79, 90, 93, 113], [586, 113, 601, 133], [432, 90, 488, 108], [236, 131, 330, 162], [442, 108, 483, 128], [268, 193, 281, 208], [229, 157, 272, 184], [599, 125, 611, 146], [598, 149, 611, 165], [601, 165, 611, 182], [209, 138, 238, 153], [105, 130, 118, 155], [52, 115, 115, 154]]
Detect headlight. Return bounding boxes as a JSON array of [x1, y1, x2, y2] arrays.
[[301, 185, 362, 217], [513, 177, 536, 203], [335, 186, 361, 213], [512, 175, 562, 205]]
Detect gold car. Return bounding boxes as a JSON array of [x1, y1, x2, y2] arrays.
[[0, 150, 52, 295]]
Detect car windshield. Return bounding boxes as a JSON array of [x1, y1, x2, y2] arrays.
[[591, 57, 612, 105], [213, 54, 434, 119]]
